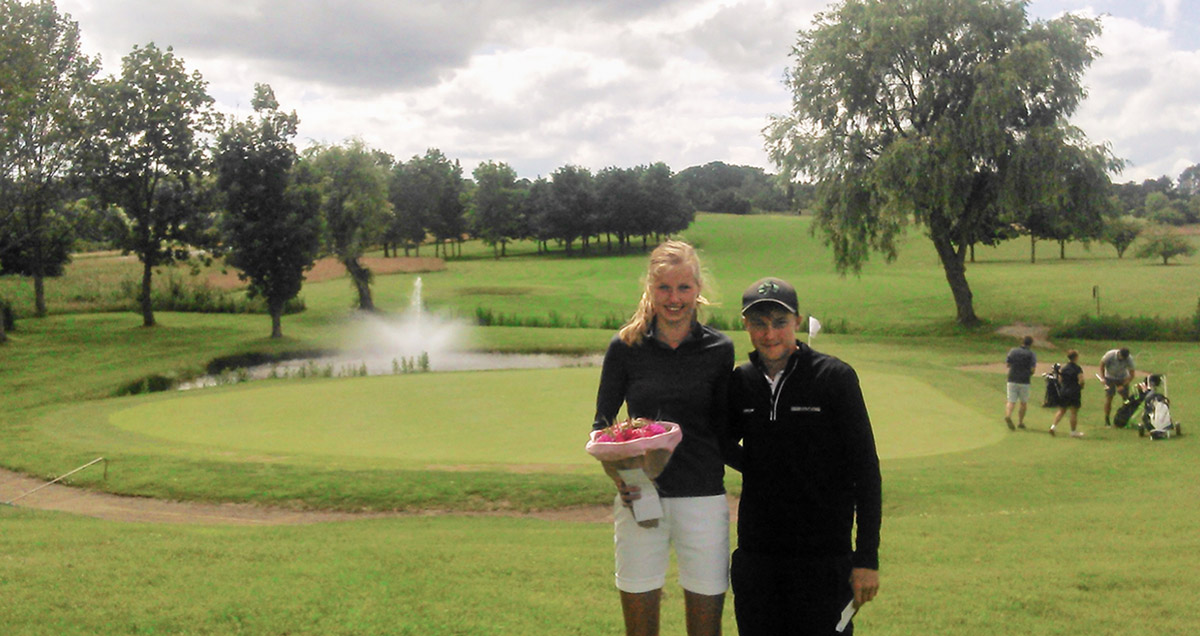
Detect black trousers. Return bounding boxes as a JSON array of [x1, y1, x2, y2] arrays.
[[730, 549, 855, 636]]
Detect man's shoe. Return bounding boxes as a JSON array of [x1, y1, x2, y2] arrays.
[[1017, 423, 1026, 429], [1105, 415, 1112, 427], [1071, 431, 1085, 438], [1049, 426, 1056, 436], [1006, 416, 1015, 431]]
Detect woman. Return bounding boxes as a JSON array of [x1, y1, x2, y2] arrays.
[[593, 240, 735, 636], [1050, 350, 1085, 438]]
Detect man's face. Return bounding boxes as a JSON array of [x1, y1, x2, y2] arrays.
[[743, 307, 799, 367]]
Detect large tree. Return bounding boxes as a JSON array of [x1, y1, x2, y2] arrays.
[[766, 0, 1115, 325], [307, 140, 391, 311], [79, 43, 214, 327], [0, 0, 98, 317], [214, 84, 322, 338]]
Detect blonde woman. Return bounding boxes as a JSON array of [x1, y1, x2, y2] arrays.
[[593, 240, 735, 636]]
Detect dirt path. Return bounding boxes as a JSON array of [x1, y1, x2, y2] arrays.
[[0, 467, 617, 526]]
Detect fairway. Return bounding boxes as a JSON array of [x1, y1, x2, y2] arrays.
[[104, 365, 1000, 466]]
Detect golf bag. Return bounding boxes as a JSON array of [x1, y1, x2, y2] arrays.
[[1112, 383, 1146, 429], [1041, 363, 1063, 408], [1137, 375, 1182, 440]]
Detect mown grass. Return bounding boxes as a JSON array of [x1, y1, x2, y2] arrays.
[[1, 213, 1198, 634]]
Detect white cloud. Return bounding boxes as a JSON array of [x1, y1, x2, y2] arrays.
[[54, 0, 1200, 183], [1070, 15, 1200, 182]]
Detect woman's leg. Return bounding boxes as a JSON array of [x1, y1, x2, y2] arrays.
[[1069, 406, 1079, 431], [683, 590, 724, 636], [621, 590, 662, 636]]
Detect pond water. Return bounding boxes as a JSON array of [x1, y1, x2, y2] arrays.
[[177, 350, 605, 390], [177, 277, 604, 391]]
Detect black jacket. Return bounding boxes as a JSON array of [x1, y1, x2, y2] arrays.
[[594, 321, 734, 498], [727, 342, 881, 570]]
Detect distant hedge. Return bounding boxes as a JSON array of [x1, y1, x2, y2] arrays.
[[1052, 301, 1200, 342]]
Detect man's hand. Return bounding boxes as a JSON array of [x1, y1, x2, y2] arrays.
[[850, 568, 879, 607]]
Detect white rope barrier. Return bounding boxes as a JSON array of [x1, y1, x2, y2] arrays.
[[3, 457, 107, 506]]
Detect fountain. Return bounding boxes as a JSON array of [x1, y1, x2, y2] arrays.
[[178, 278, 602, 390]]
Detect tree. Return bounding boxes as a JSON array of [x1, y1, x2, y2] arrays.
[[0, 0, 98, 316], [409, 149, 465, 258], [1178, 164, 1200, 197], [547, 165, 595, 253], [1143, 191, 1187, 226], [1101, 215, 1143, 259], [595, 166, 644, 251], [470, 161, 524, 257], [79, 43, 215, 327], [766, 0, 1113, 325], [214, 84, 322, 338], [386, 159, 430, 256], [306, 140, 391, 311], [641, 162, 691, 238], [1135, 226, 1197, 265]]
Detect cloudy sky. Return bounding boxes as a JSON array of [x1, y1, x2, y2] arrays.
[[56, 0, 1199, 184]]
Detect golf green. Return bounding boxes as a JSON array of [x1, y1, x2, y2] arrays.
[[106, 366, 1000, 466]]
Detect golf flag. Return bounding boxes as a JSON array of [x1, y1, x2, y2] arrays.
[[808, 316, 821, 343]]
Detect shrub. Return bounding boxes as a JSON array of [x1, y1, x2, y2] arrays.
[[1052, 312, 1199, 342], [114, 374, 178, 396], [117, 271, 306, 315]]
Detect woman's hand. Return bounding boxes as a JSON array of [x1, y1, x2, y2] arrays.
[[615, 478, 641, 506]]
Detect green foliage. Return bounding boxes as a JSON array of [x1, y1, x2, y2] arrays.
[[1051, 313, 1200, 342], [306, 140, 392, 310], [1135, 225, 1198, 264], [79, 42, 216, 327], [215, 84, 322, 338], [114, 270, 304, 315], [1101, 215, 1144, 258], [113, 373, 178, 396], [766, 0, 1112, 326], [674, 161, 789, 213]]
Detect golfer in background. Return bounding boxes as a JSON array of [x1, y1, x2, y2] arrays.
[[726, 277, 881, 635], [1004, 336, 1037, 430], [1099, 347, 1135, 427]]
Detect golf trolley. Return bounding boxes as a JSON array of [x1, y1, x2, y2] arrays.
[[1115, 375, 1182, 440]]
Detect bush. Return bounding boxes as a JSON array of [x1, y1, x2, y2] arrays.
[[118, 271, 306, 315], [1052, 311, 1200, 342], [114, 374, 178, 396]]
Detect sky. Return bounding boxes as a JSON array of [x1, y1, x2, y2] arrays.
[[55, 0, 1199, 184]]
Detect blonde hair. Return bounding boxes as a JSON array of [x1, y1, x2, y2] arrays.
[[618, 240, 710, 346]]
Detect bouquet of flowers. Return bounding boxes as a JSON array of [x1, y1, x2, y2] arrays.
[[586, 418, 682, 527]]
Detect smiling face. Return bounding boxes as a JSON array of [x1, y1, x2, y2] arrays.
[[743, 305, 800, 374], [650, 265, 700, 329]]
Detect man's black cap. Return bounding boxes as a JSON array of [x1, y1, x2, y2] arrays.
[[741, 277, 798, 315]]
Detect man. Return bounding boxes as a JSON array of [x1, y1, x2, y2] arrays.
[[725, 277, 881, 635], [1004, 336, 1037, 430], [1099, 347, 1135, 427]]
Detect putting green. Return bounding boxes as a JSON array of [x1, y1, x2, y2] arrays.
[[106, 366, 1001, 467]]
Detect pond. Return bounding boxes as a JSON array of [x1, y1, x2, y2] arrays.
[[177, 350, 605, 390]]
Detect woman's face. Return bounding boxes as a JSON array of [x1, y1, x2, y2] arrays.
[[650, 265, 699, 328]]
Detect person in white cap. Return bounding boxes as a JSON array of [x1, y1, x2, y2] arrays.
[[726, 277, 881, 635]]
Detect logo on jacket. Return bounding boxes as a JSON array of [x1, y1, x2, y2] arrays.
[[791, 406, 822, 413]]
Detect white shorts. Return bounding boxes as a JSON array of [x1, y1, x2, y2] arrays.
[[613, 494, 730, 595], [1007, 382, 1031, 403]]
